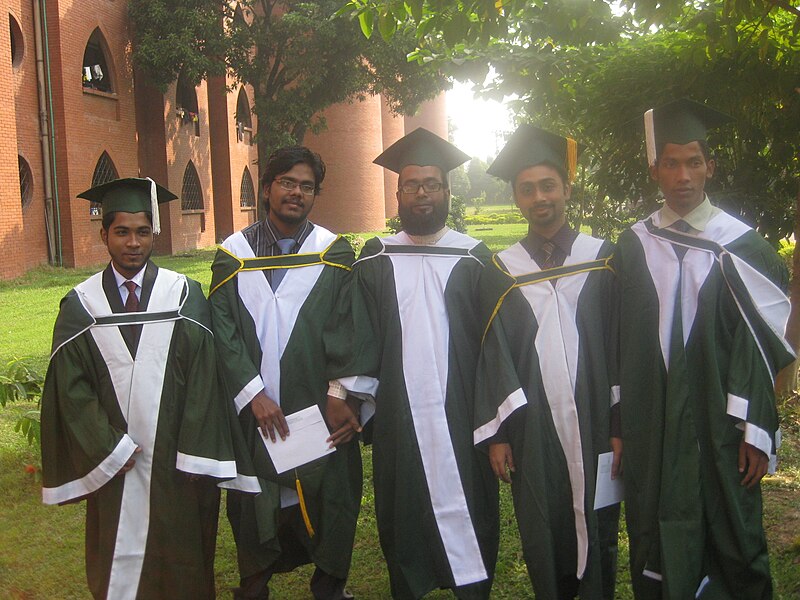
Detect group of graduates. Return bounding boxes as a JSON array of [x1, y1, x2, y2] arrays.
[[39, 97, 792, 600]]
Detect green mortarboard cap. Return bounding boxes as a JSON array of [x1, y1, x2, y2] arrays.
[[374, 127, 470, 175], [487, 124, 581, 183], [644, 98, 733, 165], [77, 177, 177, 234]]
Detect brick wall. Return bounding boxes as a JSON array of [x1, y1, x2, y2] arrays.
[[0, 2, 26, 279], [163, 79, 217, 253], [9, 1, 49, 272], [208, 76, 258, 243], [404, 93, 448, 140], [227, 81, 259, 235], [305, 95, 386, 233], [134, 74, 171, 256], [48, 0, 140, 268], [0, 3, 449, 279], [380, 95, 405, 220]]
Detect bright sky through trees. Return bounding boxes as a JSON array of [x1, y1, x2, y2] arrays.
[[447, 79, 515, 163]]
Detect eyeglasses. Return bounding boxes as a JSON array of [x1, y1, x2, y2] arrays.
[[400, 181, 444, 194], [275, 178, 315, 195]]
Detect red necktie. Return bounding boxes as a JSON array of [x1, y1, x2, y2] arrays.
[[124, 280, 139, 312]]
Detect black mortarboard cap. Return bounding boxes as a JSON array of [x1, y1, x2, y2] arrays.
[[374, 127, 470, 175], [487, 124, 582, 183], [77, 177, 177, 234], [644, 98, 733, 165]]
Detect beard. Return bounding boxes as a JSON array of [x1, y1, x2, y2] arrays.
[[398, 200, 449, 236], [526, 203, 563, 229]]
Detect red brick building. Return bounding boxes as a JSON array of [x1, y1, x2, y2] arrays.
[[1, 1, 446, 279]]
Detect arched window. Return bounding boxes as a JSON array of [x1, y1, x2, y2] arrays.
[[235, 86, 252, 143], [176, 70, 200, 136], [18, 155, 32, 210], [181, 161, 204, 211], [82, 28, 113, 93], [10, 14, 24, 70], [89, 152, 119, 215], [240, 167, 255, 208]]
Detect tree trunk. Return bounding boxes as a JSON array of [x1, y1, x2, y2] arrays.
[[774, 182, 800, 397]]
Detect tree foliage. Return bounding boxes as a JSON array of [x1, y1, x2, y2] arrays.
[[129, 0, 447, 162], [343, 0, 799, 57], [341, 0, 799, 241], [485, 16, 799, 241], [466, 157, 507, 204]]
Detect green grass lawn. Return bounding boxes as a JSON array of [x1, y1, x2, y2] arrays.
[[1, 224, 798, 599]]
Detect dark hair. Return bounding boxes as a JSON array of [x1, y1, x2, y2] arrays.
[[102, 211, 153, 230], [656, 139, 711, 164], [512, 160, 568, 191], [261, 146, 326, 194]]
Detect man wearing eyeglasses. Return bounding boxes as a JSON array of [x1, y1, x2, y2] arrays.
[[324, 128, 499, 599], [209, 146, 361, 600]]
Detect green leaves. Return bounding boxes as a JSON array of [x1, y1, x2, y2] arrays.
[[0, 358, 43, 408], [0, 357, 44, 446], [378, 9, 398, 39], [359, 7, 375, 37], [14, 411, 40, 446]]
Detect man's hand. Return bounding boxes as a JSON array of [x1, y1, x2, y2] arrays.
[[489, 443, 515, 484], [119, 446, 142, 475], [325, 395, 361, 448], [739, 438, 768, 489], [610, 437, 623, 480], [251, 390, 289, 442]]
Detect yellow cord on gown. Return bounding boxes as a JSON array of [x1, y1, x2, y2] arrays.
[[296, 469, 315, 537]]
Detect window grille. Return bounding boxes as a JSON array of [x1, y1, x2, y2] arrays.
[[89, 152, 118, 215], [240, 167, 256, 208], [181, 162, 204, 211], [18, 156, 33, 210]]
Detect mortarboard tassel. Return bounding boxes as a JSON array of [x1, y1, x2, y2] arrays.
[[146, 177, 161, 235], [296, 469, 315, 538], [566, 137, 578, 184], [644, 109, 657, 167]]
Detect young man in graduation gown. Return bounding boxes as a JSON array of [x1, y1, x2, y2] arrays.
[[209, 146, 361, 600], [473, 125, 621, 600], [323, 128, 499, 600], [615, 99, 794, 599], [40, 178, 254, 600]]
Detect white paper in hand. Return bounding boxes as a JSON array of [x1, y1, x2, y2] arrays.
[[259, 404, 336, 474], [593, 451, 624, 509]]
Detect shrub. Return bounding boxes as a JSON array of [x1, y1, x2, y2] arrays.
[[779, 239, 794, 280], [342, 232, 367, 255], [0, 357, 44, 445], [464, 212, 526, 226]]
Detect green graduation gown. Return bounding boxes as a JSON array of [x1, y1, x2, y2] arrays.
[[616, 211, 794, 600], [474, 234, 618, 600], [325, 230, 499, 600], [40, 263, 248, 600], [209, 226, 362, 581]]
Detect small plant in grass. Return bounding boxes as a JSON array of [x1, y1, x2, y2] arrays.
[[0, 357, 44, 445], [342, 233, 367, 255], [471, 193, 486, 215]]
